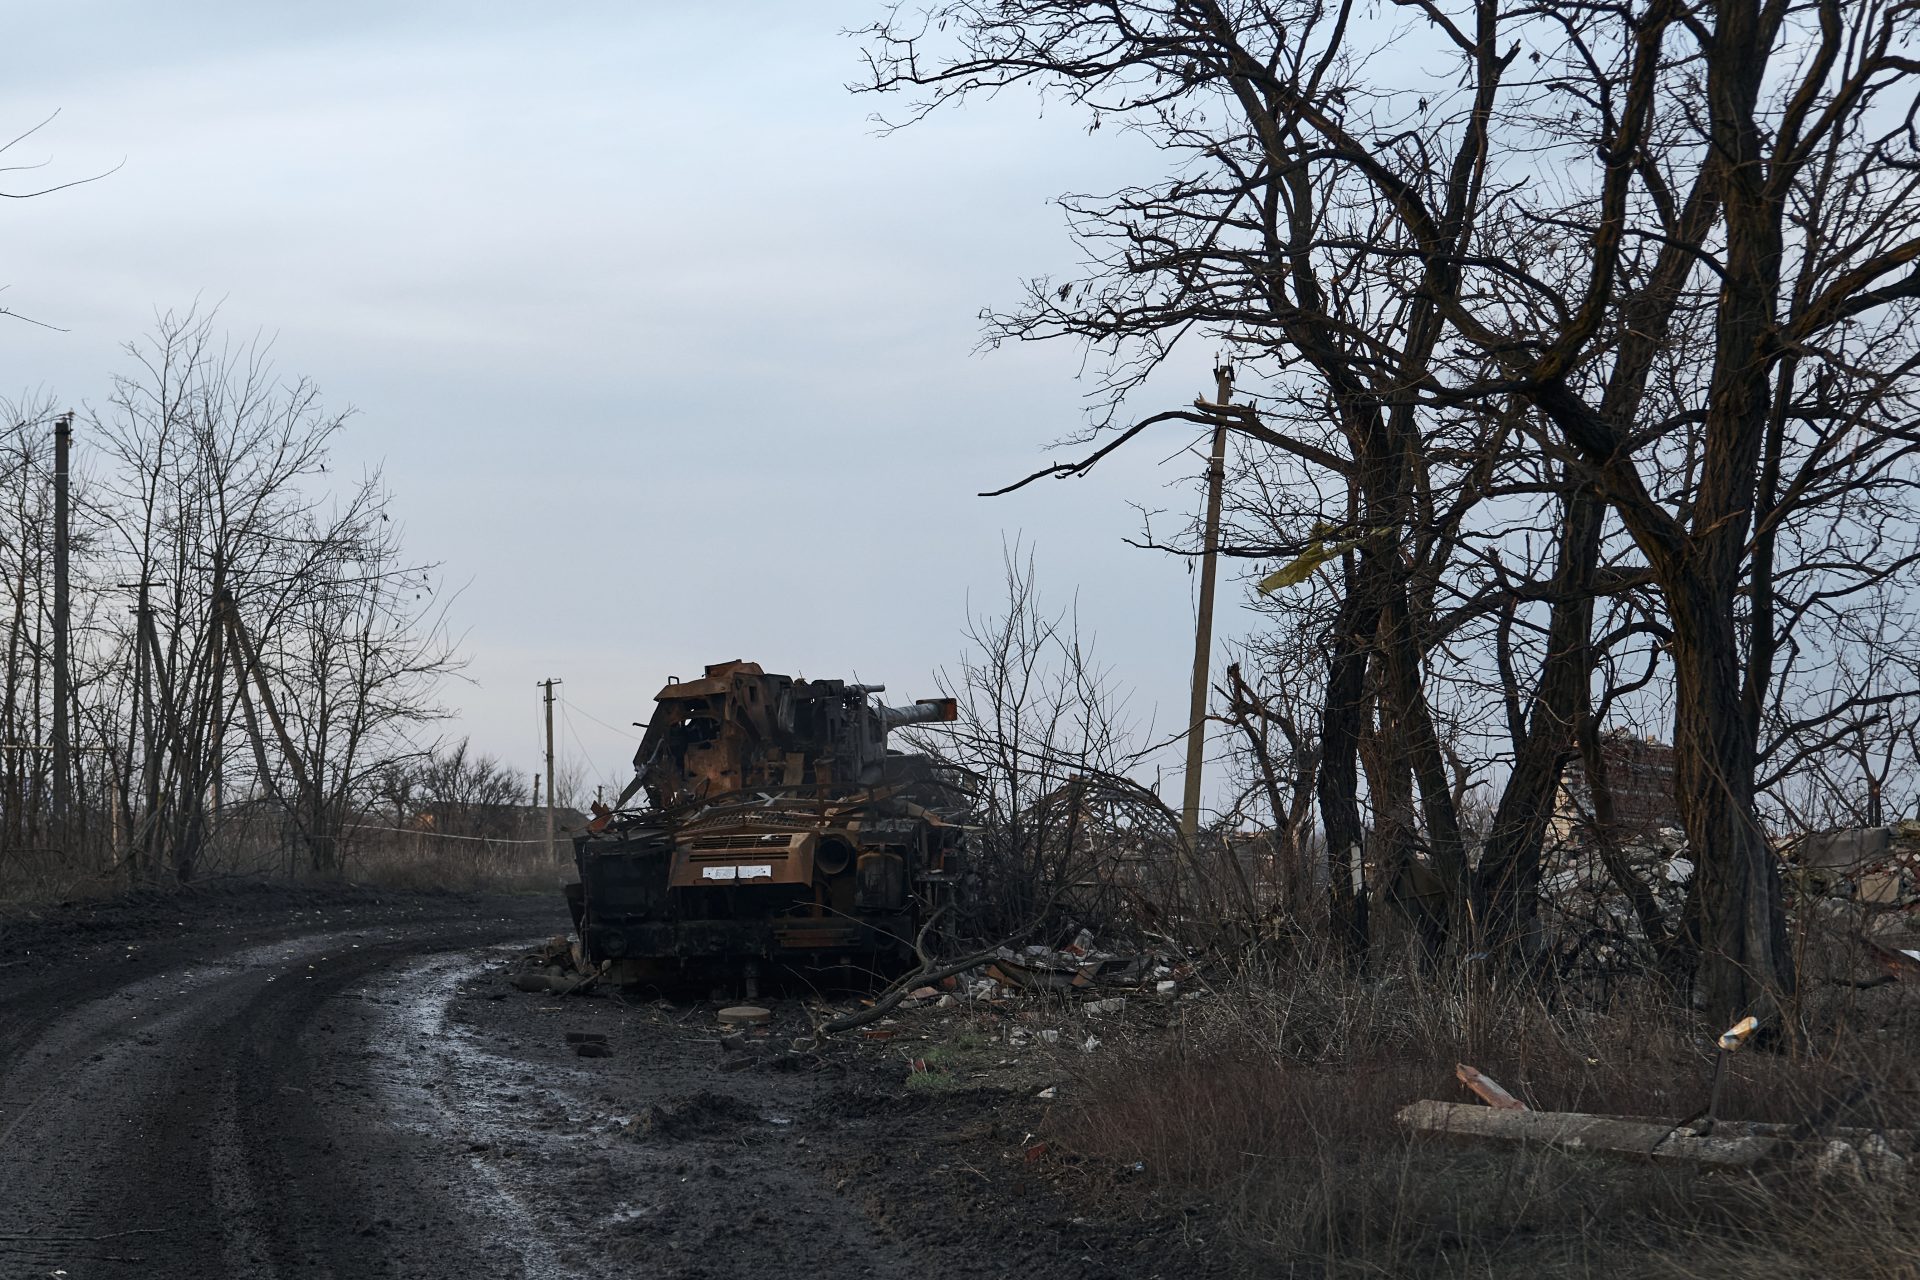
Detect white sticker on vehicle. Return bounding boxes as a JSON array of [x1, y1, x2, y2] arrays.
[[701, 865, 737, 881], [738, 864, 774, 880]]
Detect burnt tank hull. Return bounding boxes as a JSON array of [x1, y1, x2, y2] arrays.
[[570, 661, 965, 984]]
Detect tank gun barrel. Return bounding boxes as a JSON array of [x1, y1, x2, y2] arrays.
[[877, 698, 959, 733]]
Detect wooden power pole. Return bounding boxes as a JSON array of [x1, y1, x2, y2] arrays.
[[51, 413, 71, 826], [538, 678, 561, 868], [1180, 362, 1234, 845]]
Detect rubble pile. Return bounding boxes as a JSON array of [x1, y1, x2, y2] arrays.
[[1802, 820, 1920, 910], [1540, 819, 1920, 976], [818, 928, 1211, 1084], [1539, 827, 1692, 957], [953, 929, 1199, 1003], [870, 927, 1195, 1010]]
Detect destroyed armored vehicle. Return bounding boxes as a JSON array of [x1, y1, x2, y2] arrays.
[[568, 661, 968, 986]]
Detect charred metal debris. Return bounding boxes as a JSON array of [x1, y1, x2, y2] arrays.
[[566, 661, 970, 987]]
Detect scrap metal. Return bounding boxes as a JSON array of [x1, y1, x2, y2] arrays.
[[568, 660, 968, 985]]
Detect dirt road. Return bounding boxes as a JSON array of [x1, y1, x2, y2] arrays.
[[0, 887, 1200, 1280]]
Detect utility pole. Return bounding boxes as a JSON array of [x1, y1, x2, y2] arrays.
[[121, 580, 160, 875], [538, 678, 561, 868], [1180, 362, 1234, 846], [138, 582, 161, 868], [51, 413, 71, 827]]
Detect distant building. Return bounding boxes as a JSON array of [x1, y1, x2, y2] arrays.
[[1548, 732, 1680, 846]]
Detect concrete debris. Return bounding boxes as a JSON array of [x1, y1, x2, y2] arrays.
[[940, 931, 1199, 1011], [1542, 821, 1920, 973], [1541, 828, 1692, 953], [1802, 821, 1920, 905], [1814, 1138, 1867, 1184], [1401, 1100, 1778, 1169], [1402, 1099, 1915, 1181], [1858, 1132, 1910, 1184]]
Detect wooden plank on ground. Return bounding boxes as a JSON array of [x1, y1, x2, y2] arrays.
[[1456, 1063, 1527, 1110]]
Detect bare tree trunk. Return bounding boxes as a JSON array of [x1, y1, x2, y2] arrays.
[[1671, 582, 1792, 1023], [1378, 594, 1471, 927], [1317, 576, 1375, 965], [1476, 484, 1603, 957]]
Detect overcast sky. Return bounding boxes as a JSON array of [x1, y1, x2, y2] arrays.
[[5, 2, 1261, 807]]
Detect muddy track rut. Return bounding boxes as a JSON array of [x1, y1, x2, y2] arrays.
[[0, 889, 1208, 1280]]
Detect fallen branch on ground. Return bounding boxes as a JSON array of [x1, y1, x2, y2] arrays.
[[817, 945, 1006, 1037]]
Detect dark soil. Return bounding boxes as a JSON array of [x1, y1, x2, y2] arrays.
[[0, 880, 1218, 1279]]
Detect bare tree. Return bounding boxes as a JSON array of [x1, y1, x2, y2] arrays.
[[909, 546, 1189, 940], [0, 308, 461, 889], [859, 0, 1920, 1026]]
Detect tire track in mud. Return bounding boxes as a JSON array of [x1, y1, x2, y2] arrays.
[[0, 899, 564, 1279], [360, 949, 584, 1280], [0, 932, 387, 1277], [2, 891, 1194, 1279]]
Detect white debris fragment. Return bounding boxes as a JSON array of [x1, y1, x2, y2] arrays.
[[1860, 1132, 1910, 1184], [1814, 1139, 1866, 1185]]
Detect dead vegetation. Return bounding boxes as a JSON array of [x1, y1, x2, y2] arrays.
[[838, 3, 1920, 1268], [1044, 957, 1920, 1278], [346, 839, 556, 896], [859, 547, 1920, 1274]]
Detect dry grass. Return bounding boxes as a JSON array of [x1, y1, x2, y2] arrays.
[[1046, 953, 1920, 1278], [344, 839, 560, 895], [0, 844, 126, 908], [1, 835, 559, 905]]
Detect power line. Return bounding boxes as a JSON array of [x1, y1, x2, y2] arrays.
[[560, 695, 644, 742], [341, 822, 547, 846], [559, 702, 595, 769]]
